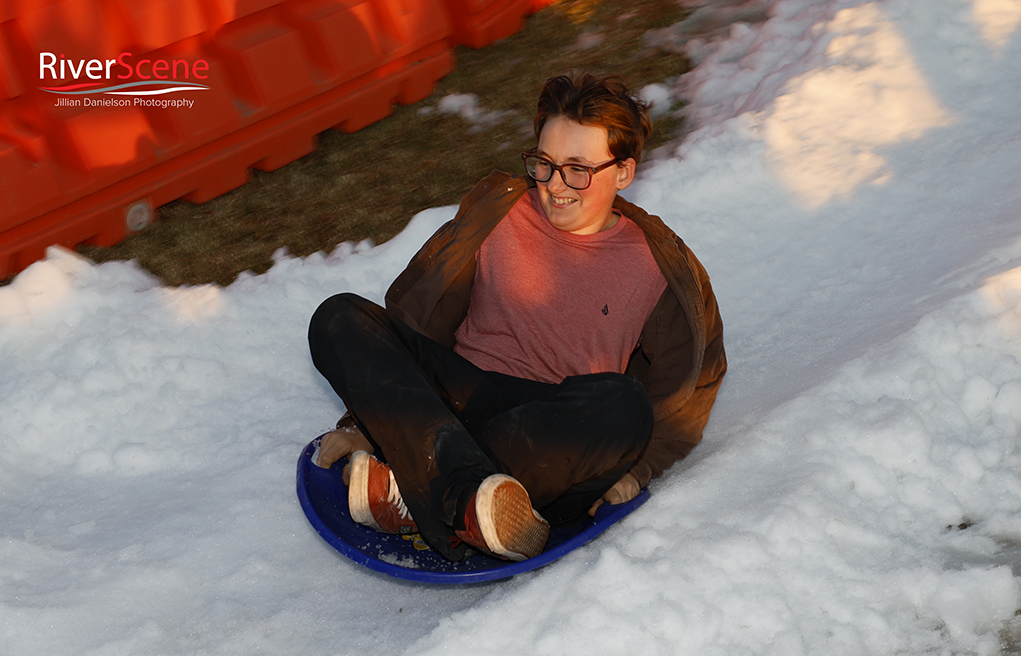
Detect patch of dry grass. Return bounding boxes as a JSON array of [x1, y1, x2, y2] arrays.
[[76, 0, 692, 286]]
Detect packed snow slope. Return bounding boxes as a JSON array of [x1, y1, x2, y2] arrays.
[[3, 0, 1021, 653]]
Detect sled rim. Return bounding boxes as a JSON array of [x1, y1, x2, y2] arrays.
[[296, 436, 649, 584]]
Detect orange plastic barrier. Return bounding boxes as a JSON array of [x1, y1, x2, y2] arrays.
[[0, 0, 557, 280], [0, 0, 454, 279], [439, 0, 533, 49]]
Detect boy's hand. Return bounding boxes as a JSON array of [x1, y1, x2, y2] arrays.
[[316, 422, 373, 469], [588, 472, 641, 516]]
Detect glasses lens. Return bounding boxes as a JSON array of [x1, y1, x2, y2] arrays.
[[561, 165, 591, 190], [525, 156, 551, 182], [524, 156, 593, 189]]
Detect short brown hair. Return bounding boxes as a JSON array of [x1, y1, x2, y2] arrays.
[[534, 73, 654, 164]]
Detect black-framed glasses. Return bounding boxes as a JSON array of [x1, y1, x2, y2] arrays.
[[521, 152, 619, 190]]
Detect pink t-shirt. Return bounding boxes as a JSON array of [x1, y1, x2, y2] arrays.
[[453, 189, 668, 383]]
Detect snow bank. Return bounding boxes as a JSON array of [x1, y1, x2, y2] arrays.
[[408, 262, 1021, 656]]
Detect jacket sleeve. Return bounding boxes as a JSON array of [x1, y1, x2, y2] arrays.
[[385, 217, 476, 346], [385, 171, 524, 345], [627, 250, 727, 488]]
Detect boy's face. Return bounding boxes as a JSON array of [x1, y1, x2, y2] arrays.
[[534, 116, 636, 235]]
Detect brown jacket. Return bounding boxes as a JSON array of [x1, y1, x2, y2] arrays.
[[385, 171, 727, 487]]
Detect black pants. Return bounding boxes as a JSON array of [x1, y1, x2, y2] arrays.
[[308, 293, 652, 560]]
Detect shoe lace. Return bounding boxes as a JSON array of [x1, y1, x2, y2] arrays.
[[387, 469, 413, 521]]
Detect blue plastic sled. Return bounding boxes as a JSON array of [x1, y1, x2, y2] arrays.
[[296, 435, 649, 584]]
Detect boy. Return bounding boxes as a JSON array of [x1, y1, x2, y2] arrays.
[[308, 73, 726, 562]]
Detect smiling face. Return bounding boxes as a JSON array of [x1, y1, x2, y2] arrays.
[[534, 116, 636, 235]]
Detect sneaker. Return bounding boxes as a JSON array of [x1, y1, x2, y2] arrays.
[[455, 474, 550, 561], [347, 451, 419, 535]]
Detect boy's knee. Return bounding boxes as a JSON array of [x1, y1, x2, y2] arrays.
[[317, 292, 366, 318], [574, 373, 653, 445], [310, 293, 370, 338], [589, 376, 652, 456], [600, 374, 653, 422]]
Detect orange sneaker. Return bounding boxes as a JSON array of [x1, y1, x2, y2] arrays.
[[455, 474, 549, 561], [347, 451, 419, 535]]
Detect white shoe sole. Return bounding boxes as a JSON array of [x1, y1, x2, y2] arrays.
[[475, 474, 550, 561], [347, 450, 382, 532]]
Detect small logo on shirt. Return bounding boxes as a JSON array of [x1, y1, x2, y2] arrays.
[[601, 304, 609, 315]]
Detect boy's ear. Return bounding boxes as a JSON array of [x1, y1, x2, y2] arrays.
[[615, 158, 637, 190]]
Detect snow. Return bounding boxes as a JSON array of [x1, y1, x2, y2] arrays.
[[640, 83, 676, 116], [422, 93, 512, 132], [3, 0, 1021, 653]]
